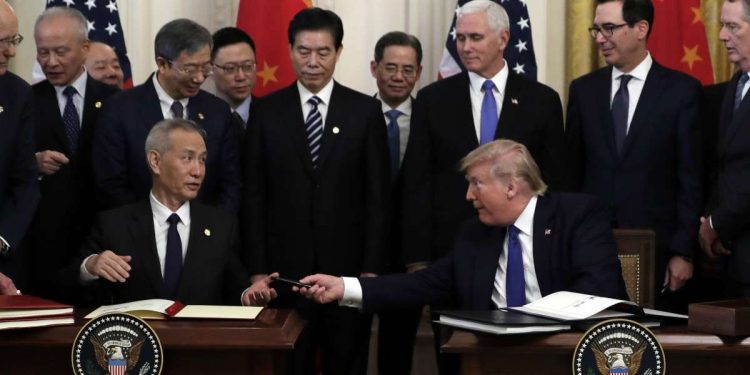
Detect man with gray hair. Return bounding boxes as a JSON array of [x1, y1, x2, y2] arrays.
[[29, 6, 119, 302], [92, 18, 240, 214], [68, 118, 264, 305], [287, 138, 625, 327]]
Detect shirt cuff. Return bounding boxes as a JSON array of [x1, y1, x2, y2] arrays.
[[709, 216, 714, 230], [339, 276, 363, 309], [79, 254, 100, 282], [0, 236, 9, 249]]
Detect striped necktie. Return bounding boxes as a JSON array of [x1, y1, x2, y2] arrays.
[[305, 96, 323, 167]]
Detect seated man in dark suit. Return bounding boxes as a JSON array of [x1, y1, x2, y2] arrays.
[[273, 139, 624, 311], [68, 119, 263, 305], [92, 19, 240, 214]]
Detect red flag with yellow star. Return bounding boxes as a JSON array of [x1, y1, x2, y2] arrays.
[[647, 0, 713, 85], [237, 0, 312, 97]]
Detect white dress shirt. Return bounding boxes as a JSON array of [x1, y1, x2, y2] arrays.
[[54, 70, 88, 125], [377, 95, 412, 166], [153, 73, 189, 119], [298, 79, 335, 129], [468, 61, 508, 141], [610, 53, 652, 133], [233, 95, 252, 124]]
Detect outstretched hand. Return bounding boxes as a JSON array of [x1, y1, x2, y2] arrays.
[[294, 274, 345, 304], [243, 272, 279, 306]]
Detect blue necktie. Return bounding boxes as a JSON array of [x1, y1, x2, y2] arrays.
[[735, 73, 749, 113], [164, 213, 183, 299], [612, 74, 632, 154], [385, 109, 402, 181], [506, 225, 526, 307], [305, 96, 323, 168], [480, 80, 498, 145], [171, 101, 184, 119], [62, 86, 80, 153]]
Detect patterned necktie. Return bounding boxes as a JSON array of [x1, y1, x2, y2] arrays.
[[305, 96, 323, 167], [735, 73, 749, 113], [164, 213, 183, 299], [612, 74, 632, 154], [480, 80, 498, 145], [62, 86, 81, 153], [505, 225, 526, 307], [385, 109, 402, 181], [171, 101, 184, 119]]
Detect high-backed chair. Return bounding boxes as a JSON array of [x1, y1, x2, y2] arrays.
[[613, 229, 656, 308]]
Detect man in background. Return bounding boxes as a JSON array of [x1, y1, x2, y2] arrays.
[[211, 27, 256, 133], [85, 41, 124, 88]]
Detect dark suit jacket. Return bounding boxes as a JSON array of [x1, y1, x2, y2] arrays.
[[30, 76, 119, 298], [243, 81, 390, 279], [401, 71, 567, 264], [0, 72, 40, 278], [360, 193, 625, 312], [708, 72, 750, 283], [67, 200, 248, 305], [567, 61, 703, 265], [92, 74, 241, 213]]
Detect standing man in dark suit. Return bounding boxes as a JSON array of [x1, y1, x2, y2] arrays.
[[0, 0, 39, 293], [242, 7, 390, 374], [30, 7, 119, 302], [291, 140, 624, 315], [211, 27, 256, 134], [567, 0, 703, 310], [369, 31, 423, 375], [700, 0, 750, 298], [402, 0, 567, 274], [92, 19, 240, 213], [72, 119, 260, 305]]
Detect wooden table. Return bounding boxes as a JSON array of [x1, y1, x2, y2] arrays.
[[442, 326, 750, 374], [0, 308, 304, 374]]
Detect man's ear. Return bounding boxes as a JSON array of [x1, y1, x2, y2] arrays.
[[147, 150, 161, 175]]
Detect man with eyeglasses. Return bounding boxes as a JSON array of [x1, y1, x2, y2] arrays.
[[369, 31, 423, 375], [210, 27, 256, 133], [29, 6, 120, 303], [567, 0, 703, 312], [0, 0, 40, 296], [700, 0, 750, 298], [92, 19, 241, 215]]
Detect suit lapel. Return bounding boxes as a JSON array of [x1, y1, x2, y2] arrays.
[[455, 73, 480, 149], [179, 203, 209, 299], [81, 76, 103, 134], [129, 200, 165, 297], [496, 73, 522, 140], [317, 82, 345, 170], [472, 225, 504, 309], [595, 67, 619, 162], [139, 75, 168, 132], [619, 63, 663, 159], [531, 196, 554, 296], [38, 81, 71, 155], [718, 72, 739, 150], [722, 72, 750, 152]]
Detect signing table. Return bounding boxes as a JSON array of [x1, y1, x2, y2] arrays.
[[0, 308, 304, 374]]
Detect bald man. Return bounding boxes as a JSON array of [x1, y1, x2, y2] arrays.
[[0, 0, 40, 294], [85, 41, 124, 88]]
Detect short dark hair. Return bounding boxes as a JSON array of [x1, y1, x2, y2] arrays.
[[211, 27, 256, 61], [154, 19, 213, 61], [373, 31, 423, 65], [596, 0, 654, 37], [287, 7, 344, 49]]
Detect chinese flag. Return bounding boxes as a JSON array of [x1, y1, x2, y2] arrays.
[[237, 0, 312, 97], [647, 0, 714, 85]]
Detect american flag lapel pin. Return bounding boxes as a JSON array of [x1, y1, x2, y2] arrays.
[[544, 229, 551, 236], [511, 98, 519, 105]]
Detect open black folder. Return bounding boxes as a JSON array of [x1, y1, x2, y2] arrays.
[[437, 310, 571, 335]]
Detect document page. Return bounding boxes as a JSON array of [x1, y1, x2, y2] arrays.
[[510, 291, 636, 321], [85, 299, 174, 319]]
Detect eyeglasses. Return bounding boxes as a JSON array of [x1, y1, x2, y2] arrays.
[[213, 62, 257, 75], [588, 23, 628, 38], [0, 34, 23, 49], [380, 64, 418, 79], [167, 59, 213, 77]]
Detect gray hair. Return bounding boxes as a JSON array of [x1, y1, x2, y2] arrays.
[[728, 0, 750, 23], [145, 119, 206, 158], [458, 0, 510, 32], [154, 19, 212, 61], [460, 139, 547, 196], [35, 6, 88, 42]]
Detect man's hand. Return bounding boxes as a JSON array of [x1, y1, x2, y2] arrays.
[[296, 274, 344, 304], [699, 216, 730, 258], [664, 256, 693, 292], [242, 272, 278, 306], [35, 150, 69, 175], [0, 272, 18, 295], [85, 250, 132, 282]]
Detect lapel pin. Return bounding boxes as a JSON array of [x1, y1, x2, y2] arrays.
[[95, 101, 102, 108], [511, 98, 519, 105], [544, 229, 551, 235], [204, 229, 211, 237], [198, 113, 205, 120], [0, 105, 3, 114], [332, 126, 340, 134]]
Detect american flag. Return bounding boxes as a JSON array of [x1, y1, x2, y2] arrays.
[[39, 0, 133, 87], [439, 0, 537, 80]]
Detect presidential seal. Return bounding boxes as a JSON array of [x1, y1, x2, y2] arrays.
[[573, 319, 665, 375], [72, 313, 163, 375]]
